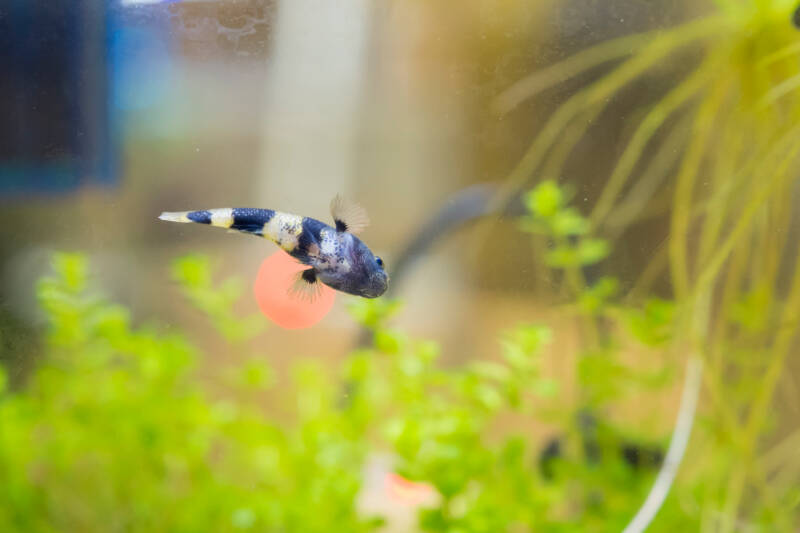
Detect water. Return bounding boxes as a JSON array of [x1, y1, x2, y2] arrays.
[[1, 1, 799, 531]]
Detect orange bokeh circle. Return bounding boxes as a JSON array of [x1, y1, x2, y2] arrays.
[[253, 251, 336, 329]]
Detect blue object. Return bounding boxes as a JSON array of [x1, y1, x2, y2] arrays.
[[0, 1, 119, 196]]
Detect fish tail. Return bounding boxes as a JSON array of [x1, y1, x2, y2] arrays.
[[158, 211, 194, 223], [158, 208, 276, 238]]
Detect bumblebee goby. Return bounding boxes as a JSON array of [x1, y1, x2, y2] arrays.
[[159, 196, 389, 299]]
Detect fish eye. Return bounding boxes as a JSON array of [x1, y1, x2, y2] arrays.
[[375, 256, 384, 268]]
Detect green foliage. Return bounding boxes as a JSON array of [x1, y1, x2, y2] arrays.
[[521, 181, 610, 269], [0, 249, 677, 532], [5, 177, 795, 532], [0, 254, 376, 533], [2, 0, 798, 529], [500, 0, 800, 518], [578, 277, 619, 316], [171, 255, 265, 344], [624, 299, 676, 347]]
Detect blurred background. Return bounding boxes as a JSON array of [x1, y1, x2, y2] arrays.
[[2, 0, 799, 531], [0, 0, 695, 368]]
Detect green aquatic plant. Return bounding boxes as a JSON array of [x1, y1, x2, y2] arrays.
[[521, 180, 675, 401], [0, 254, 377, 533], [0, 252, 696, 532], [495, 1, 800, 530], [517, 181, 683, 531]]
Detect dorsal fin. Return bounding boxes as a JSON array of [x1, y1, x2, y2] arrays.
[[330, 194, 369, 234]]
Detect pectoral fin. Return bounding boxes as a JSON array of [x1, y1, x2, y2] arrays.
[[288, 268, 323, 302]]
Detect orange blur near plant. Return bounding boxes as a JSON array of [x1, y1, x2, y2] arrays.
[[253, 251, 336, 329]]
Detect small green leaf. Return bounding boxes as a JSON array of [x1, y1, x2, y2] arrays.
[[53, 253, 89, 292], [415, 340, 441, 363], [577, 239, 610, 265], [239, 358, 275, 390], [475, 384, 504, 410], [626, 299, 675, 346], [551, 208, 589, 236], [578, 351, 627, 405], [375, 329, 406, 354], [383, 417, 405, 441], [502, 340, 530, 369], [545, 246, 580, 268], [346, 298, 402, 329], [171, 254, 212, 288], [515, 324, 553, 352], [525, 180, 563, 218], [345, 350, 372, 382], [399, 353, 425, 377], [579, 277, 619, 314]]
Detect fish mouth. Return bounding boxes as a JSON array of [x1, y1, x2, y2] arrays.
[[360, 286, 387, 299], [359, 275, 389, 298]]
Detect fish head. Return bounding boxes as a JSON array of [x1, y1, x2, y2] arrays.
[[350, 238, 389, 298], [314, 232, 389, 298], [323, 236, 387, 298]]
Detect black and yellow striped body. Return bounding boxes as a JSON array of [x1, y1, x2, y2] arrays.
[[159, 204, 389, 298], [161, 208, 319, 257]]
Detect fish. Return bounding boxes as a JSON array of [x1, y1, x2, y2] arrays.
[[158, 195, 389, 300]]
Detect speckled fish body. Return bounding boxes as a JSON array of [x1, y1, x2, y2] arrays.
[[159, 200, 388, 299]]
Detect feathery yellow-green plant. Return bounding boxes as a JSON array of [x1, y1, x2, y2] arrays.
[[495, 0, 800, 530]]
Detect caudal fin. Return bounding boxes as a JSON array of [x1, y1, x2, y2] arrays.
[[157, 208, 232, 226], [158, 211, 192, 223]]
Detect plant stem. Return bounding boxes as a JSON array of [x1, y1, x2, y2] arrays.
[[591, 58, 717, 227], [485, 15, 728, 229], [669, 78, 730, 299]]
